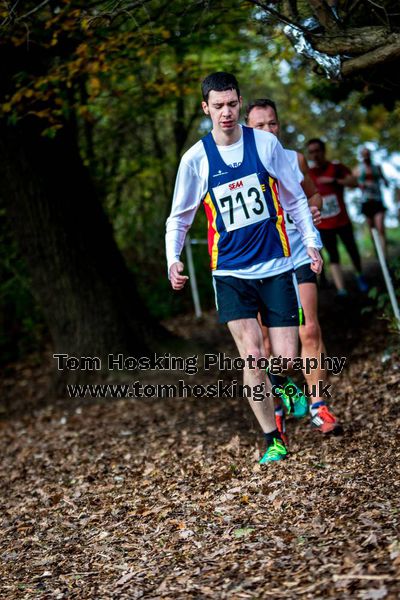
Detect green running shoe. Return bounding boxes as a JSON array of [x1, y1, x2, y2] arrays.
[[259, 438, 288, 464], [275, 377, 308, 419]]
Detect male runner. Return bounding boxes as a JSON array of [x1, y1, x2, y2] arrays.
[[307, 138, 369, 296], [166, 72, 322, 464], [354, 148, 388, 257], [246, 99, 342, 440]]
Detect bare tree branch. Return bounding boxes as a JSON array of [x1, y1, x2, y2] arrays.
[[366, 0, 391, 29], [283, 0, 298, 20], [341, 39, 400, 76], [83, 0, 155, 26], [312, 26, 399, 55], [344, 0, 365, 23], [17, 0, 52, 21], [307, 0, 340, 30], [246, 0, 308, 31]]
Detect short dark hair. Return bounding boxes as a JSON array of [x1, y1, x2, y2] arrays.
[[245, 99, 278, 123], [307, 138, 326, 151], [201, 72, 240, 103]]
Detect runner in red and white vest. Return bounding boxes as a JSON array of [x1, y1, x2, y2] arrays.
[[307, 138, 369, 296]]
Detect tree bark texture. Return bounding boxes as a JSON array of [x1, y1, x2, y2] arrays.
[[312, 27, 399, 56], [0, 118, 164, 369], [307, 0, 339, 30], [341, 40, 400, 76]]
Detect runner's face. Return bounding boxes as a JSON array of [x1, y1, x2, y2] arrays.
[[307, 143, 325, 166], [246, 106, 280, 137], [202, 89, 242, 134], [361, 148, 371, 162]]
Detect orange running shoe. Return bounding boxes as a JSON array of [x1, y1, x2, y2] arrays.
[[275, 411, 289, 446], [310, 403, 343, 434]]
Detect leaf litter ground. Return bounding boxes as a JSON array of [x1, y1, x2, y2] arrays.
[[0, 269, 399, 599]]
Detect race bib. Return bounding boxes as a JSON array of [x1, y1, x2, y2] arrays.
[[212, 173, 270, 232], [283, 210, 296, 231], [321, 194, 340, 219]]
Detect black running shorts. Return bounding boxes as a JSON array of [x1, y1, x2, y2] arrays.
[[361, 200, 385, 219], [295, 262, 317, 285], [213, 270, 302, 327]]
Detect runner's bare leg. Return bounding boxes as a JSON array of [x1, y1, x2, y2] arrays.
[[373, 211, 387, 258], [298, 283, 326, 403], [228, 318, 276, 433], [268, 326, 298, 375], [330, 263, 345, 292]]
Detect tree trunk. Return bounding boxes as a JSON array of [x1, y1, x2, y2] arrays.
[[0, 117, 168, 380]]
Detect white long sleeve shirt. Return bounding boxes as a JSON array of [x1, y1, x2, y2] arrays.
[[283, 148, 321, 269], [166, 126, 321, 278]]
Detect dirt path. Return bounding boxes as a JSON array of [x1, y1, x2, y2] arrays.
[[1, 266, 399, 599]]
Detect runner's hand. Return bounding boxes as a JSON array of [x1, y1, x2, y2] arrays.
[[310, 205, 322, 226], [307, 247, 323, 274], [169, 261, 189, 290]]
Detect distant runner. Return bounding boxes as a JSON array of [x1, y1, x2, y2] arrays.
[[354, 147, 388, 257], [307, 138, 369, 296], [246, 100, 342, 440], [166, 72, 323, 464]]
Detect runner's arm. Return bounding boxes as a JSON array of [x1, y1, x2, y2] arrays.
[[336, 164, 358, 188], [297, 152, 323, 209], [165, 160, 203, 284], [268, 139, 322, 251], [318, 164, 357, 188], [379, 166, 389, 186]]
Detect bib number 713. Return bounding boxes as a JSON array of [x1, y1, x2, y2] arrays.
[[219, 187, 264, 225], [213, 173, 270, 232]]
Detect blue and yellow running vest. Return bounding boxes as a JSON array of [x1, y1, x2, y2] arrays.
[[202, 126, 290, 271]]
